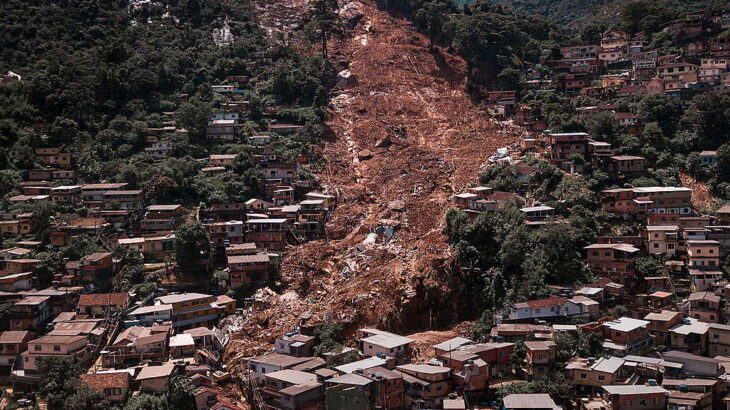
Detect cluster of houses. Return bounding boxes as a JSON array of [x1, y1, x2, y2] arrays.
[[2, 88, 337, 291], [0, 78, 341, 407], [0, 289, 241, 408], [246, 310, 730, 410], [429, 102, 730, 406], [242, 328, 513, 410], [488, 10, 730, 178]]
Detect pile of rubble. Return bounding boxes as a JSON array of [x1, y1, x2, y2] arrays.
[[226, 0, 522, 360]]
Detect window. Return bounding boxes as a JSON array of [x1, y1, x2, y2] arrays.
[[580, 373, 587, 379], [597, 375, 605, 381], [34, 345, 41, 352], [53, 345, 61, 352]]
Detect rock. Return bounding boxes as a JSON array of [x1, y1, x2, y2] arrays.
[[336, 69, 358, 88], [358, 149, 373, 160], [388, 200, 406, 211], [339, 1, 364, 28], [374, 135, 391, 148]]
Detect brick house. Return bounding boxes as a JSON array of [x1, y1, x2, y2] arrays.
[[686, 240, 721, 269], [227, 253, 270, 288], [77, 293, 131, 317], [584, 243, 639, 284], [80, 372, 130, 402], [644, 310, 684, 347], [601, 385, 668, 410], [688, 291, 721, 323], [601, 317, 653, 355], [9, 296, 50, 331]]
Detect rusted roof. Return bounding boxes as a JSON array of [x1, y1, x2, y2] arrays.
[[81, 372, 129, 391], [0, 331, 32, 344], [78, 293, 130, 307]]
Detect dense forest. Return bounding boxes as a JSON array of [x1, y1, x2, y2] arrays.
[[0, 0, 329, 209], [492, 0, 724, 30]]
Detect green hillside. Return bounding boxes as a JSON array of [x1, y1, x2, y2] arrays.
[[483, 0, 723, 31]]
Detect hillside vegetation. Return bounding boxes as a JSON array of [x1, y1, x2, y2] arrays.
[[490, 0, 722, 31]]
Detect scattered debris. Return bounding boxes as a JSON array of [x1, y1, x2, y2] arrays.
[[357, 149, 373, 160]]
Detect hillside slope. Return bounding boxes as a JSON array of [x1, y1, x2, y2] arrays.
[[492, 0, 716, 30], [227, 0, 525, 356]]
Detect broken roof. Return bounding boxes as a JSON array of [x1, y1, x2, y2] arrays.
[[335, 357, 387, 374], [155, 293, 212, 304], [432, 337, 472, 352], [248, 353, 314, 368], [360, 329, 414, 349]]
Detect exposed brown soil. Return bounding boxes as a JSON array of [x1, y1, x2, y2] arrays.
[[225, 0, 523, 359], [680, 172, 717, 213]]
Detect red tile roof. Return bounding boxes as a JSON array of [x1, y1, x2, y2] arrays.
[[524, 296, 566, 308], [78, 293, 130, 307], [81, 372, 129, 391]]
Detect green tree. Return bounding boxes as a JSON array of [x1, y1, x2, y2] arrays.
[[495, 373, 575, 407], [174, 221, 211, 271], [718, 142, 730, 183], [682, 89, 730, 149], [167, 375, 196, 410], [585, 111, 616, 140], [636, 256, 664, 278], [123, 394, 168, 410], [175, 101, 212, 141], [37, 356, 85, 409], [64, 385, 107, 410], [314, 322, 347, 356], [304, 0, 347, 62], [0, 169, 21, 194], [636, 94, 682, 135]]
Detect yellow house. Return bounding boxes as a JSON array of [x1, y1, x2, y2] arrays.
[[0, 215, 35, 236], [602, 77, 628, 88], [153, 293, 218, 330], [215, 295, 237, 315]]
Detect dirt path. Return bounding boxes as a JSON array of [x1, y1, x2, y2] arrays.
[[227, 0, 522, 358]]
